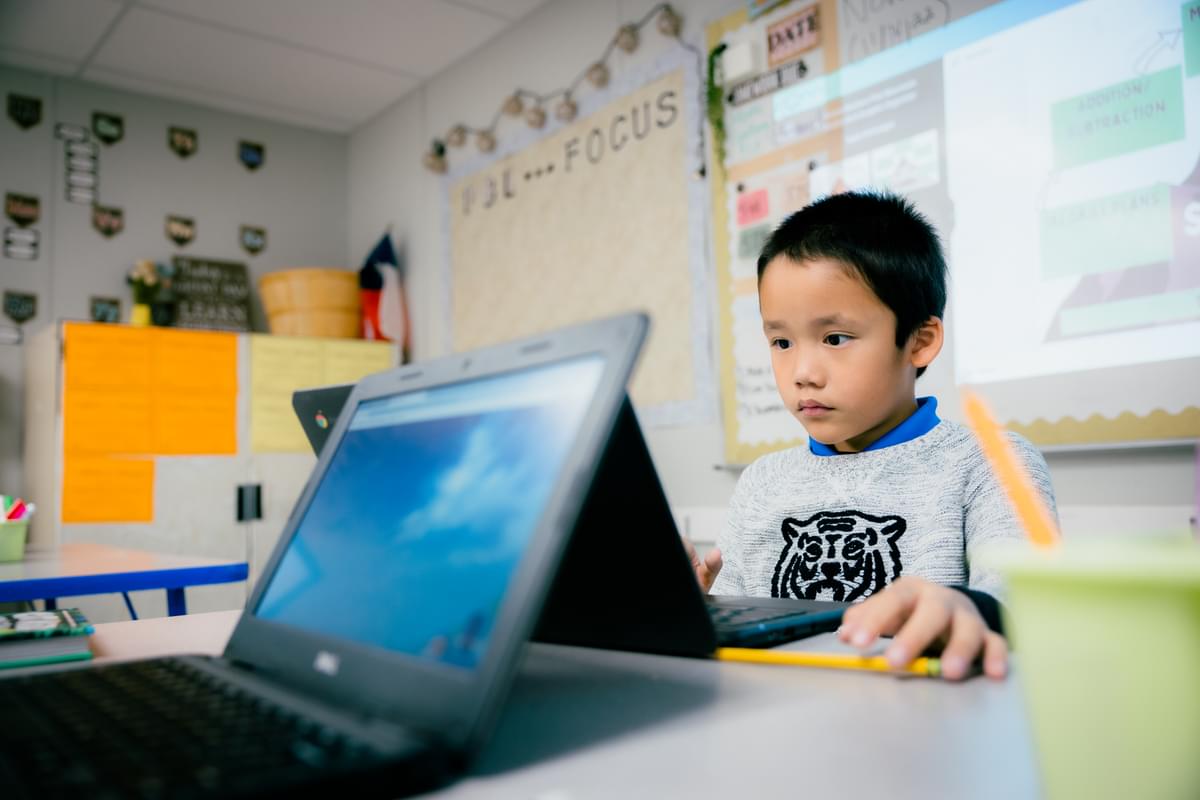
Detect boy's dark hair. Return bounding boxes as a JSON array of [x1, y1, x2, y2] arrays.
[[756, 190, 946, 377]]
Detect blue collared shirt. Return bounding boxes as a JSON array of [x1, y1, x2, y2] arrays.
[[809, 396, 941, 456]]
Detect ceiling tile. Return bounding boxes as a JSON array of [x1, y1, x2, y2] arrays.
[[0, 0, 125, 68], [137, 0, 510, 78], [81, 65, 357, 131], [0, 47, 81, 77], [448, 0, 549, 21], [87, 7, 418, 127]]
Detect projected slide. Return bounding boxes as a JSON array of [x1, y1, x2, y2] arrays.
[[945, 0, 1200, 384], [712, 0, 1199, 457]]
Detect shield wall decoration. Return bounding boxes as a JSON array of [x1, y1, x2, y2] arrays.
[[4, 193, 39, 228], [92, 112, 124, 145], [169, 126, 197, 157], [238, 140, 264, 170], [7, 94, 42, 130], [166, 214, 195, 246], [92, 205, 125, 238], [239, 225, 266, 255]]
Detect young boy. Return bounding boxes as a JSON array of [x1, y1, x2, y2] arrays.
[[689, 190, 1057, 681]]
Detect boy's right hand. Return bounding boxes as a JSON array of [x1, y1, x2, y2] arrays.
[[681, 536, 722, 592]]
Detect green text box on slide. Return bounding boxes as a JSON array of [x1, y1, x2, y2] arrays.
[[1060, 288, 1200, 337], [1051, 67, 1185, 169], [1185, 1, 1200, 78], [1041, 184, 1173, 279]]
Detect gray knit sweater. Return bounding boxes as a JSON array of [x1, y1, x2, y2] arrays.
[[711, 420, 1056, 603]]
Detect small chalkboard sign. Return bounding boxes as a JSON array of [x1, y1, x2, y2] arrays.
[[171, 256, 251, 332]]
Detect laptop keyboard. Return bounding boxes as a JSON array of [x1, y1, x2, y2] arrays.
[[707, 604, 810, 628], [0, 657, 388, 799]]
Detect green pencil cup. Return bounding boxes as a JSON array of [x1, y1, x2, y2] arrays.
[[0, 520, 28, 562], [991, 540, 1200, 799]]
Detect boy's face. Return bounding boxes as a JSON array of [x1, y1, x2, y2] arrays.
[[759, 256, 940, 453]]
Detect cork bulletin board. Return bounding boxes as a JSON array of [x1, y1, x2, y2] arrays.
[[445, 52, 715, 427]]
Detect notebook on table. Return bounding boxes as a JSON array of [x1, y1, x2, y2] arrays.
[[0, 609, 93, 670], [0, 312, 649, 800], [294, 388, 847, 659]]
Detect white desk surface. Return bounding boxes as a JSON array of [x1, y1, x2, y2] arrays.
[[91, 611, 1039, 799]]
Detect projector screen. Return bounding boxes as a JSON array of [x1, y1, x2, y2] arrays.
[[712, 0, 1199, 460], [942, 0, 1199, 445]]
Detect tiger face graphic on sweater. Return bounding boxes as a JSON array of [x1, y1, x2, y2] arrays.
[[771, 510, 905, 602]]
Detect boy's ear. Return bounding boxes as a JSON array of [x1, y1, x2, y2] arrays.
[[908, 316, 944, 370]]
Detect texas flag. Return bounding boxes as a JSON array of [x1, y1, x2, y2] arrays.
[[359, 232, 412, 363]]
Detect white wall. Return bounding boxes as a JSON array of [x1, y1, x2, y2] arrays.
[[346, 0, 1198, 543], [0, 65, 348, 496]]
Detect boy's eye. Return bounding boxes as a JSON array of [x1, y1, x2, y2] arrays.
[[770, 338, 791, 350], [823, 333, 852, 346]]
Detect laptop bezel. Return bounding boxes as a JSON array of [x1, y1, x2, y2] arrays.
[[224, 312, 648, 757]]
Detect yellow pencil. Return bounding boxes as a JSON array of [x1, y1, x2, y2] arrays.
[[961, 390, 1059, 549], [715, 647, 943, 678]]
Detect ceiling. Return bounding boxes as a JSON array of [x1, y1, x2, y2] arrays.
[[0, 0, 549, 132]]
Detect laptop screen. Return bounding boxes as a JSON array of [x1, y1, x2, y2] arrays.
[[254, 354, 606, 671]]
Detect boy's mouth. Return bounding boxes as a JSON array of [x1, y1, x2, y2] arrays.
[[798, 401, 832, 418]]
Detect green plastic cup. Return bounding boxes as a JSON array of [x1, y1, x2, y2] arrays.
[[991, 540, 1200, 799], [0, 520, 28, 562]]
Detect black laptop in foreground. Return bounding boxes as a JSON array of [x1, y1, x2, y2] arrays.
[[0, 313, 652, 799], [295, 384, 847, 658]]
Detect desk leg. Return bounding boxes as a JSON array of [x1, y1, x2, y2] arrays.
[[166, 588, 187, 616], [43, 598, 57, 611], [122, 593, 139, 621]]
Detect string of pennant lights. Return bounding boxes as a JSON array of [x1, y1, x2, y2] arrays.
[[423, 3, 703, 175]]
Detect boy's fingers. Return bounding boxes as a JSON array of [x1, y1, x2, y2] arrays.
[[681, 537, 721, 591], [982, 631, 1008, 680], [840, 581, 918, 648], [938, 608, 984, 681], [680, 535, 699, 566], [884, 595, 950, 668], [703, 548, 723, 583]]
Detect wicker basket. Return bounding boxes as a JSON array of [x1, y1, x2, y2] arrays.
[[259, 268, 360, 338]]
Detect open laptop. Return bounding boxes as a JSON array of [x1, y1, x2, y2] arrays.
[[294, 389, 847, 659], [0, 312, 650, 799]]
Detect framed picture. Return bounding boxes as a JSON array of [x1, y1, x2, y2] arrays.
[[89, 296, 121, 323]]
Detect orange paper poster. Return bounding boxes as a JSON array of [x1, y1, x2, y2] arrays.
[[61, 455, 154, 523], [150, 328, 238, 454], [62, 323, 237, 456], [63, 323, 154, 455]]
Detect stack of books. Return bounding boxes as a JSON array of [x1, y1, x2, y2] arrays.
[[0, 609, 93, 670]]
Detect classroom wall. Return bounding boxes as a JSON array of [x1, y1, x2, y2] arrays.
[[1, 1, 1195, 620], [0, 65, 349, 497], [346, 0, 1198, 542]]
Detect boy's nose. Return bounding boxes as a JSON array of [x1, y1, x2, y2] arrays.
[[790, 350, 824, 387]]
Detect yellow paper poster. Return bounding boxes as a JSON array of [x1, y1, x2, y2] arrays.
[[61, 455, 155, 523], [249, 335, 394, 452], [322, 339, 394, 386], [249, 335, 324, 453]]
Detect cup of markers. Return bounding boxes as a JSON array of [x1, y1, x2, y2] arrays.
[[0, 495, 34, 562]]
